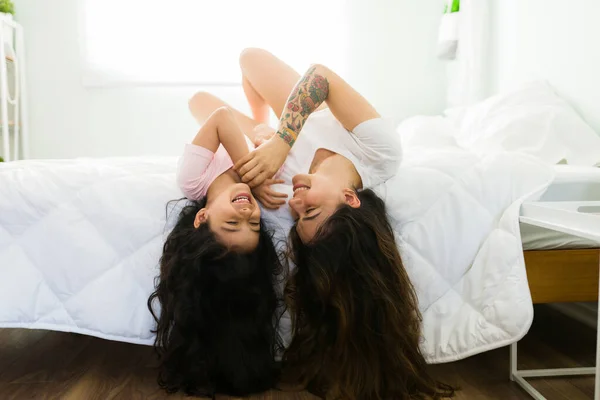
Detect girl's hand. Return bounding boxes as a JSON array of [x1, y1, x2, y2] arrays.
[[234, 137, 290, 188], [252, 179, 288, 209]]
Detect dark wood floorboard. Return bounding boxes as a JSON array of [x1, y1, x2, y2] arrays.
[[428, 304, 596, 399], [0, 304, 595, 399]]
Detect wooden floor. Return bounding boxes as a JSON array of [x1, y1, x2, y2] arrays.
[[0, 305, 595, 400]]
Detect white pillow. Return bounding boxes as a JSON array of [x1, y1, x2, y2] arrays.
[[397, 115, 458, 150], [449, 81, 600, 166]]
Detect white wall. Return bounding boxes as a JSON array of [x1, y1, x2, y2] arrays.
[[489, 0, 600, 134], [346, 0, 447, 123], [16, 0, 446, 159]]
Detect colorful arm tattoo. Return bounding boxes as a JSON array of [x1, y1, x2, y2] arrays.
[[276, 66, 329, 147]]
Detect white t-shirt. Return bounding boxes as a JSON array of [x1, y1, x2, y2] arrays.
[[262, 108, 403, 245]]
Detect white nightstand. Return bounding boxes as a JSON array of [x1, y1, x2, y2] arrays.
[[513, 201, 600, 400]]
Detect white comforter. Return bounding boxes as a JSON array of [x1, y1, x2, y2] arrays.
[[385, 148, 553, 362], [0, 158, 179, 344], [0, 140, 555, 363]]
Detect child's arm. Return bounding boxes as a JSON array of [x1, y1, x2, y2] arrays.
[[190, 106, 287, 207], [179, 107, 254, 200], [191, 106, 251, 164]]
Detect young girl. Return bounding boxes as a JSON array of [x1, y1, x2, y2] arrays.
[[147, 106, 286, 397]]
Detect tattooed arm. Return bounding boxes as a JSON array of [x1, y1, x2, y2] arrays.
[[234, 64, 380, 186], [232, 66, 330, 187], [276, 65, 329, 147], [277, 63, 380, 146]]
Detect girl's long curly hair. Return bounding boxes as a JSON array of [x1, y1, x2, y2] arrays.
[[283, 189, 455, 400], [147, 198, 284, 397]]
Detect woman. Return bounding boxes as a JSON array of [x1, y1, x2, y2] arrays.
[[191, 48, 454, 399]]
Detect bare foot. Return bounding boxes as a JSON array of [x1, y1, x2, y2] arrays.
[[252, 124, 276, 146]]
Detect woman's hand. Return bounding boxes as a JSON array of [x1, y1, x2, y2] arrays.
[[234, 137, 290, 187], [252, 179, 288, 209]]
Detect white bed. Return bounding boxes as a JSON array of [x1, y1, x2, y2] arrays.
[[0, 149, 556, 363], [1, 81, 599, 363]]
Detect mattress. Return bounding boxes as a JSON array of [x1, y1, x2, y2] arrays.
[[521, 165, 600, 250]]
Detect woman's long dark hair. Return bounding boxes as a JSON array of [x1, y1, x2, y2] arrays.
[[283, 189, 455, 400], [147, 198, 284, 397]]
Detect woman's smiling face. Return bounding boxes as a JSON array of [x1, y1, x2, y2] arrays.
[[288, 174, 359, 243]]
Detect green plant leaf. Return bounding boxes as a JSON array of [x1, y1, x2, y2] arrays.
[[452, 0, 460, 13], [443, 0, 460, 13], [0, 0, 15, 15]]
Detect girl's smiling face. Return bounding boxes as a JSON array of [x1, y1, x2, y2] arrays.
[[195, 182, 261, 252]]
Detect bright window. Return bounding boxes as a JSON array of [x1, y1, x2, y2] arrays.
[[81, 0, 350, 86]]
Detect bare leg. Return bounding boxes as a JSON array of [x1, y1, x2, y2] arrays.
[[242, 76, 270, 124], [239, 48, 303, 119], [188, 91, 261, 141]]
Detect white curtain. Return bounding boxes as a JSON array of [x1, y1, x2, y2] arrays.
[[80, 0, 349, 86], [446, 0, 491, 107]]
